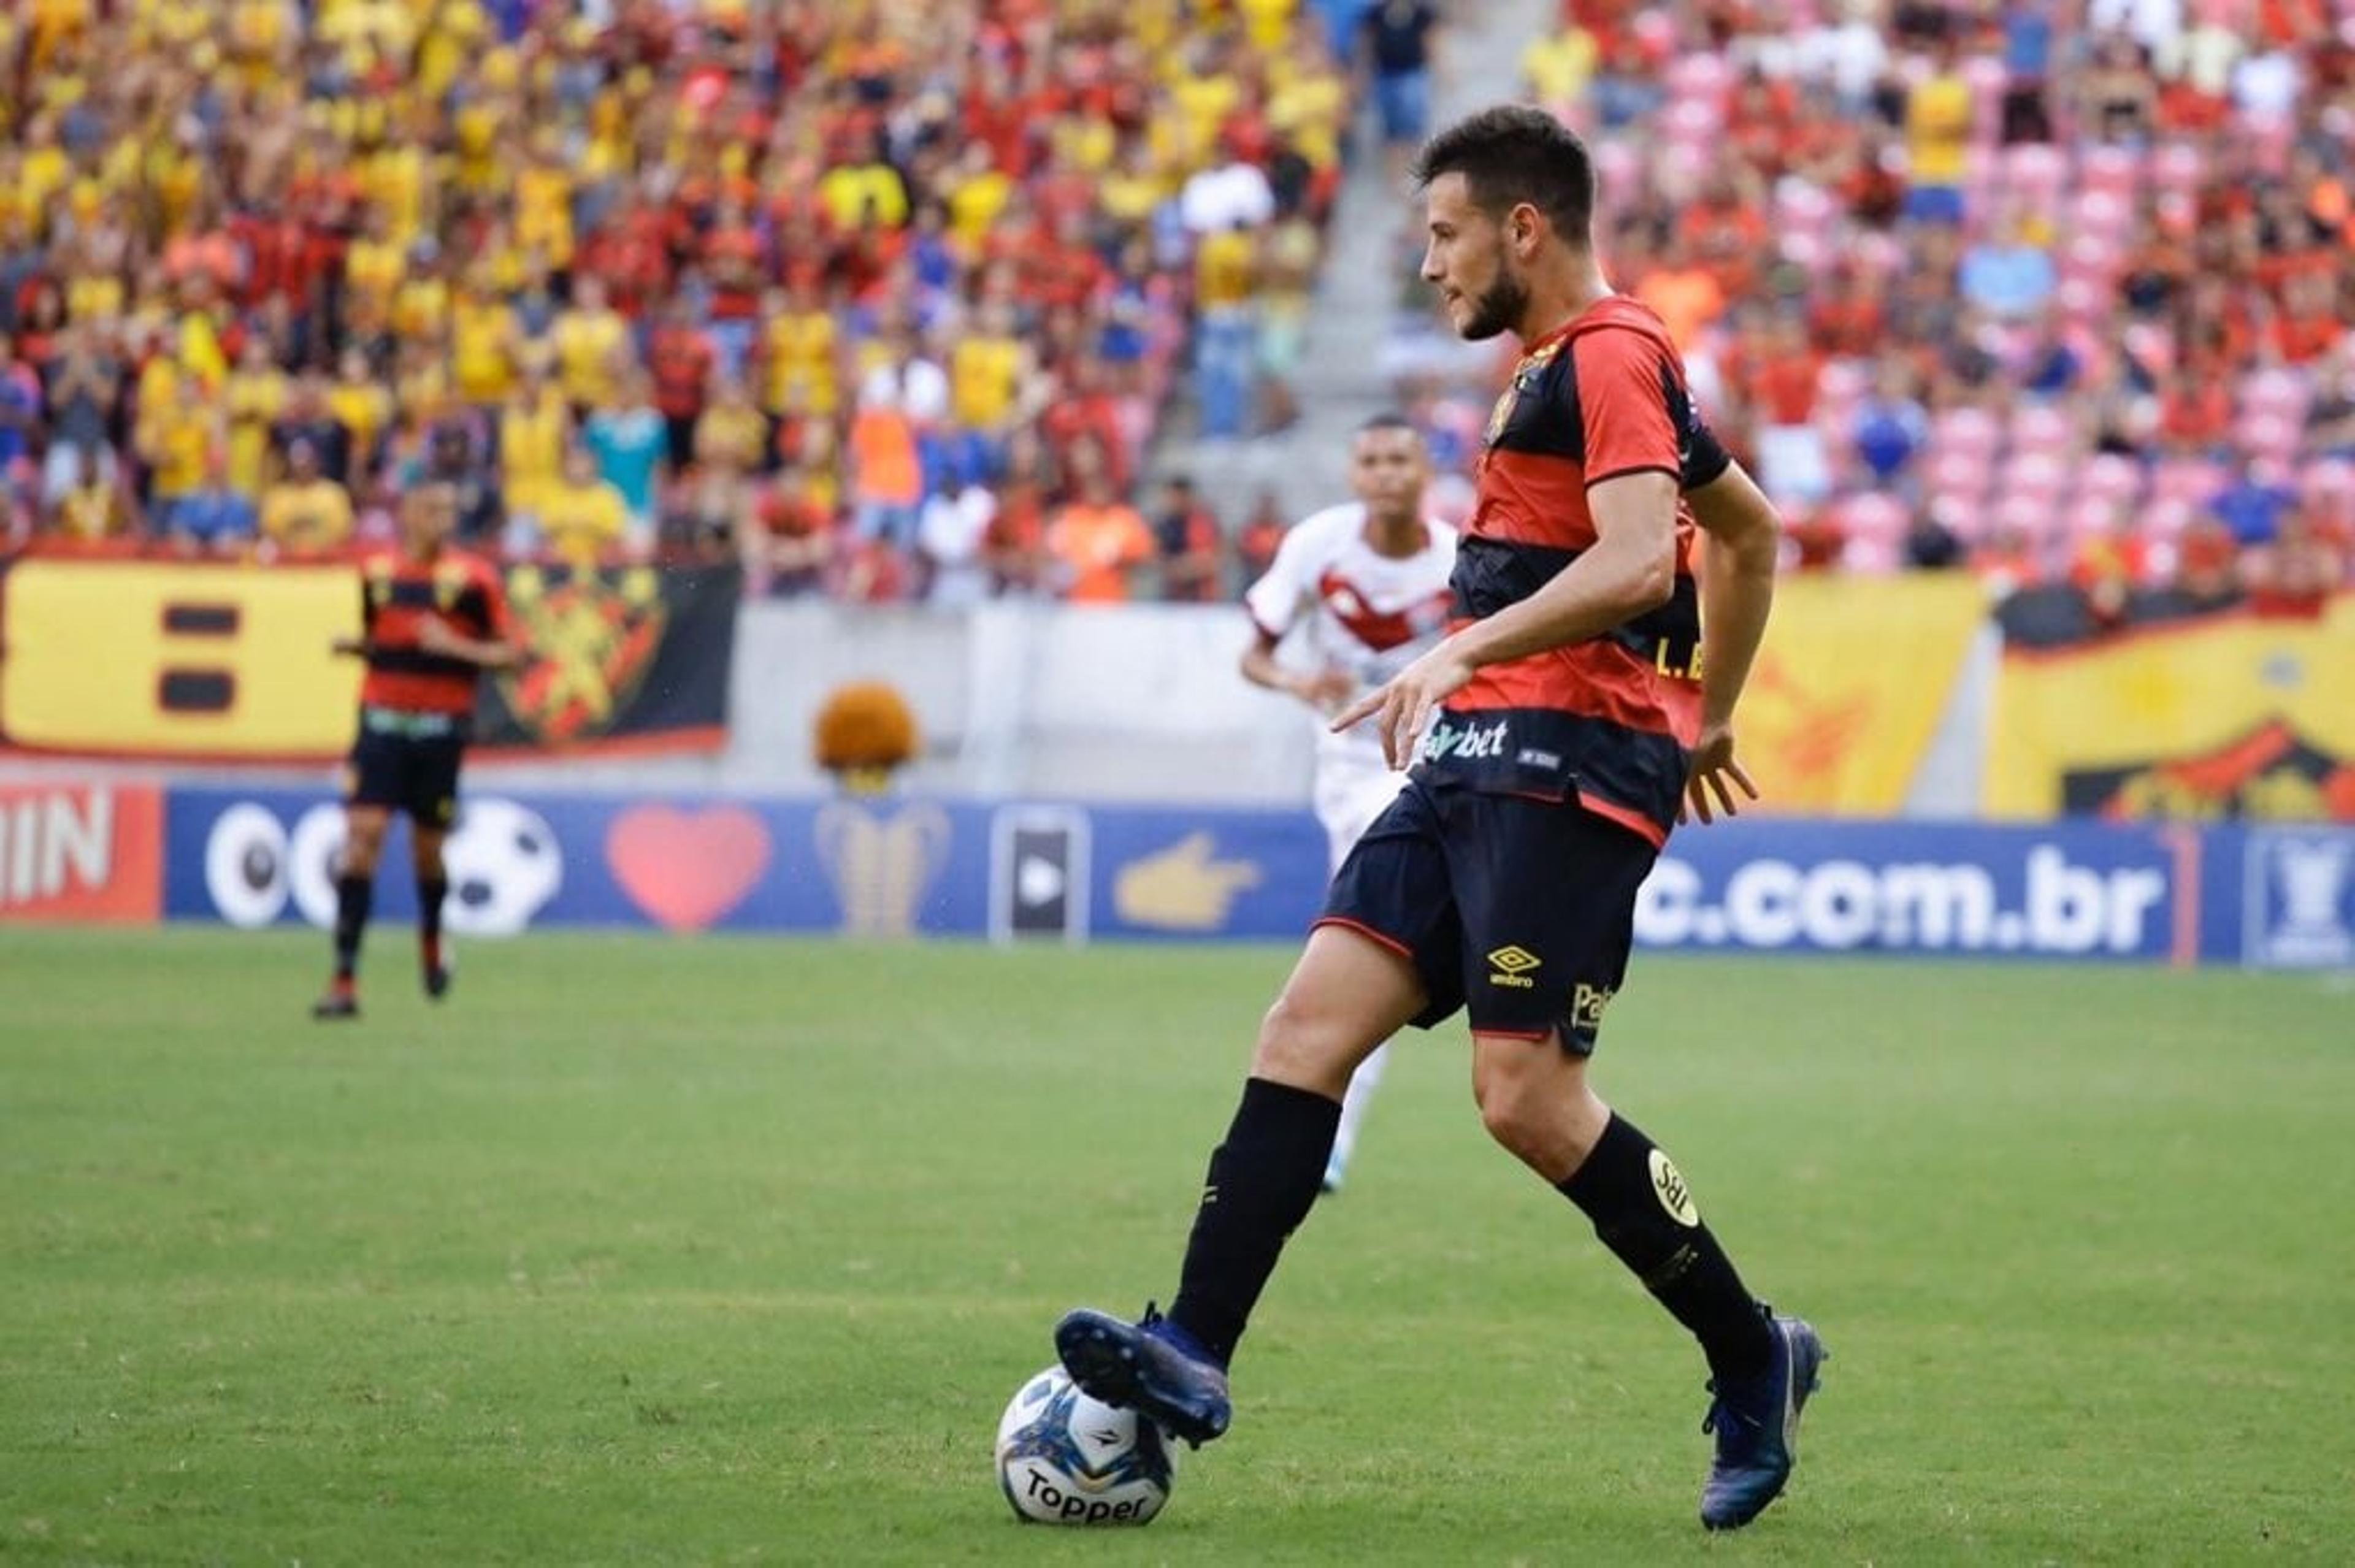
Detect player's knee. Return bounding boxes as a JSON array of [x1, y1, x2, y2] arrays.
[[1472, 1047, 1607, 1175], [1250, 992, 1358, 1098], [1476, 1076, 1554, 1165], [342, 823, 388, 875]]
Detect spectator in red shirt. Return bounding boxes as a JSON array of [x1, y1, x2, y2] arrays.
[[1152, 475, 1226, 602], [2244, 503, 2346, 618], [2156, 364, 2234, 456], [742, 467, 837, 599], [646, 300, 718, 475], [1234, 486, 1288, 594]]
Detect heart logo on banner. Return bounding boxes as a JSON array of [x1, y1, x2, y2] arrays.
[[606, 805, 773, 930]]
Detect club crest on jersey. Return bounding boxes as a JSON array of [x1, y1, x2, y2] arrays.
[[1484, 340, 1564, 450]]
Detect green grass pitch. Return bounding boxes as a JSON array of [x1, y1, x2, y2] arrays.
[[4, 927, 2351, 1564]]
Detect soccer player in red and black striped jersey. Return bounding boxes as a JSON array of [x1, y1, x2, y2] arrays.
[[1054, 107, 1824, 1532], [313, 483, 521, 1020]]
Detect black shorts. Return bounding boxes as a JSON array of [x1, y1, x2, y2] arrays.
[[1319, 777, 1658, 1052], [344, 711, 466, 827]]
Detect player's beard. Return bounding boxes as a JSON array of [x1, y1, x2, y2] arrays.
[[1458, 264, 1530, 342]]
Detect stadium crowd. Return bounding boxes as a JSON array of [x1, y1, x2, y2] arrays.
[[1479, 0, 2355, 625], [0, 0, 2346, 625], [0, 0, 1358, 603]]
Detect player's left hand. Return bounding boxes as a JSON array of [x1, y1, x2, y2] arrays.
[[414, 614, 464, 657], [1330, 640, 1477, 769], [1681, 722, 1758, 825]]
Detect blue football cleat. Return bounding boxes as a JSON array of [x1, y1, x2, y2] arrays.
[[1699, 1311, 1827, 1531], [1054, 1303, 1232, 1449]]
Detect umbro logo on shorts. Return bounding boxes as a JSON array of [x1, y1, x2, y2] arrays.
[[1487, 945, 1541, 987]]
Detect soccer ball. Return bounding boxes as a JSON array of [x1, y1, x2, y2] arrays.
[[994, 1365, 1177, 1526]]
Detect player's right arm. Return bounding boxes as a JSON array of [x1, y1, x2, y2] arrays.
[[1680, 458, 1782, 824], [419, 560, 526, 671], [1336, 472, 1675, 767], [1239, 627, 1353, 713], [332, 565, 376, 659], [1239, 508, 1352, 713]]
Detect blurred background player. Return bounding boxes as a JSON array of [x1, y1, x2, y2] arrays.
[[316, 484, 522, 1019], [1239, 414, 1457, 1191]]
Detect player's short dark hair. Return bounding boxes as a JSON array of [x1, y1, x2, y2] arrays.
[[1411, 105, 1596, 244], [1355, 412, 1420, 438]]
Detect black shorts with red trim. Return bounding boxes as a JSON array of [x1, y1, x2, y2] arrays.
[[1317, 776, 1658, 1051], [343, 707, 467, 827]]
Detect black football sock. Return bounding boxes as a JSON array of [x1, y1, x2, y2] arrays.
[[1558, 1114, 1777, 1382], [1168, 1076, 1340, 1367], [333, 873, 374, 982], [417, 873, 448, 969]]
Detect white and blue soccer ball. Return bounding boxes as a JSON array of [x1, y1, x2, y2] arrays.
[[994, 1365, 1177, 1526]]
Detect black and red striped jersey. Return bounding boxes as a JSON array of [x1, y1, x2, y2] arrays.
[[1415, 294, 1731, 846], [356, 549, 512, 719]]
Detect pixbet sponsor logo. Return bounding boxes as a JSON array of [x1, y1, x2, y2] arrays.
[[1416, 717, 1508, 764], [1637, 845, 2169, 955], [1017, 1466, 1154, 1524]]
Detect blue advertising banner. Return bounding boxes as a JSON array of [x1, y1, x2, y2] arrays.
[[161, 786, 2355, 969], [162, 788, 1328, 943], [1634, 817, 2202, 963]]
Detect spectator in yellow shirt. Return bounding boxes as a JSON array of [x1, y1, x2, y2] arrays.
[[758, 278, 841, 420], [536, 445, 630, 568], [450, 268, 518, 407], [259, 439, 355, 555], [344, 207, 408, 330], [819, 130, 909, 231], [50, 447, 136, 542], [514, 129, 576, 269], [1522, 21, 1599, 116], [551, 274, 629, 413], [135, 367, 216, 518], [943, 142, 1011, 250], [326, 345, 392, 491], [500, 358, 572, 524], [693, 376, 767, 474], [1903, 33, 1975, 225], [951, 300, 1028, 434]]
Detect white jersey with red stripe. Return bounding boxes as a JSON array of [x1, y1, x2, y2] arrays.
[[1245, 502, 1458, 859]]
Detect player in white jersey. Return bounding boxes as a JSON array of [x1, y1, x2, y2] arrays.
[[1239, 415, 1458, 1193]]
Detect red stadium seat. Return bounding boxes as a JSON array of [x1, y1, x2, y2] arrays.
[[1930, 406, 2004, 465], [1666, 52, 1734, 111], [1842, 534, 1905, 573], [2008, 404, 2082, 457], [2300, 458, 2355, 528], [2064, 493, 2128, 543], [2238, 366, 2313, 424], [2153, 458, 2229, 507], [2081, 453, 2146, 502], [2078, 145, 2143, 203], [2140, 496, 2197, 542], [2237, 412, 2305, 466], [2000, 451, 2075, 508], [2002, 143, 2070, 204], [2070, 185, 2134, 239], [2150, 141, 2205, 194], [1994, 491, 2058, 549], [1929, 489, 1986, 544]]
